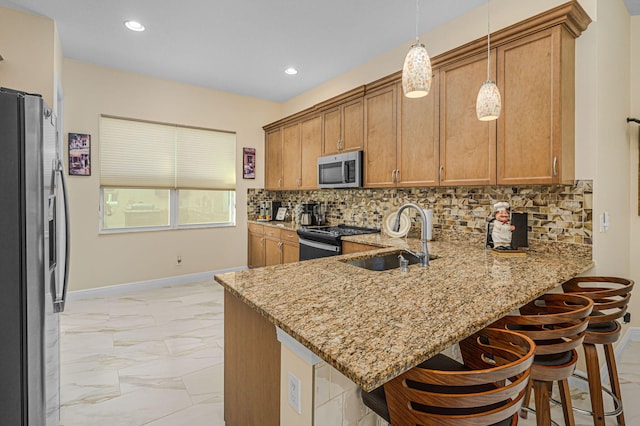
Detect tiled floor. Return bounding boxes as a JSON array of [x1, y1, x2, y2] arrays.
[[60, 281, 225, 425], [60, 281, 640, 425]]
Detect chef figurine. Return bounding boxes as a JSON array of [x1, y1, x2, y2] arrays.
[[491, 201, 515, 250]]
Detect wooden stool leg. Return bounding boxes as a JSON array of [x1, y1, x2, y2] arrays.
[[603, 343, 626, 426], [558, 379, 576, 426], [584, 343, 606, 426], [520, 379, 533, 419], [533, 380, 552, 426]]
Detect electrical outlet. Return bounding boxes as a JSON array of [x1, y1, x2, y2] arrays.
[[287, 372, 301, 414], [176, 255, 182, 265]]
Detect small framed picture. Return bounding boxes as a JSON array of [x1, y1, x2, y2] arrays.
[[68, 133, 91, 176], [243, 147, 255, 179], [275, 207, 287, 221]]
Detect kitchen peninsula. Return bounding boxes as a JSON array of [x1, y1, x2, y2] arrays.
[[214, 233, 593, 425]]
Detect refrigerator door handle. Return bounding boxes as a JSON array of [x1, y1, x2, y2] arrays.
[[53, 158, 70, 313]]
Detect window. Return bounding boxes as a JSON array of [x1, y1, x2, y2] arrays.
[[99, 116, 236, 231]]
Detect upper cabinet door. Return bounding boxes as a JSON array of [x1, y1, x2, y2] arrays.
[[396, 73, 439, 188], [439, 51, 497, 186], [281, 122, 301, 189], [300, 115, 322, 189], [364, 84, 397, 188], [265, 128, 282, 190], [322, 107, 342, 155], [341, 98, 364, 153], [497, 26, 574, 185], [322, 99, 363, 155]]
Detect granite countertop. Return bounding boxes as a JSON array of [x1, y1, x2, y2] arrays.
[[248, 219, 301, 231], [216, 227, 593, 392]]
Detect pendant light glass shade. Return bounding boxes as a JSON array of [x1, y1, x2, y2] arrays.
[[476, 0, 501, 121], [402, 41, 432, 98], [476, 80, 501, 121]]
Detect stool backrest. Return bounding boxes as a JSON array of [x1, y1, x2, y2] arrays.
[[383, 328, 535, 426], [490, 293, 593, 357], [562, 276, 634, 325]]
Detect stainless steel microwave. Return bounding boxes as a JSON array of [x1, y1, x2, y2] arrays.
[[317, 151, 362, 188]]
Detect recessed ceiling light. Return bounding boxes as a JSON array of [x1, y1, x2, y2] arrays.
[[124, 20, 145, 32], [284, 67, 298, 75]]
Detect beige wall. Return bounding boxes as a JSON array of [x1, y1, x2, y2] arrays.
[[63, 59, 281, 290], [0, 6, 57, 107], [629, 16, 640, 324], [576, 0, 634, 326]]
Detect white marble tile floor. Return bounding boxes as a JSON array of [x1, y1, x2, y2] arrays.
[[60, 280, 639, 425], [60, 281, 225, 426]]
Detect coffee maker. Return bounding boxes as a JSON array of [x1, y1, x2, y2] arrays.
[[258, 201, 281, 221], [300, 203, 318, 226]]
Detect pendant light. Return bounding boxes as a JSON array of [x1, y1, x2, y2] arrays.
[[476, 0, 501, 121], [402, 0, 432, 98]]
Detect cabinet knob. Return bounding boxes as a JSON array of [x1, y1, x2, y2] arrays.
[[396, 169, 400, 183], [553, 156, 558, 177], [439, 165, 444, 182]]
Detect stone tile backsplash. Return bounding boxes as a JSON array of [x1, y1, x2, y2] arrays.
[[248, 180, 593, 246]]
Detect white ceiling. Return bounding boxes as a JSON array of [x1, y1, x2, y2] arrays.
[[1, 0, 638, 103]]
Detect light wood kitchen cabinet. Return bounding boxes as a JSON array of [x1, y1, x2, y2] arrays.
[[496, 26, 575, 184], [264, 226, 283, 266], [248, 223, 265, 268], [364, 76, 439, 188], [281, 122, 301, 189], [342, 241, 380, 254], [265, 128, 282, 189], [248, 224, 299, 268], [280, 229, 300, 264], [264, 238, 282, 266], [396, 77, 440, 187], [224, 290, 280, 426], [268, 115, 321, 190], [299, 115, 322, 189], [262, 1, 589, 190], [363, 82, 397, 187], [322, 98, 364, 155], [439, 51, 497, 186]]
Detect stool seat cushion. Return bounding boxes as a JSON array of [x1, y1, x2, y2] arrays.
[[533, 350, 574, 366], [587, 311, 618, 332]]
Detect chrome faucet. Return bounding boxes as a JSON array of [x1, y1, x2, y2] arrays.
[[394, 203, 430, 266]]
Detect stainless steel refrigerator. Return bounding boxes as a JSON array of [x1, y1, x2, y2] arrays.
[[0, 88, 70, 425]]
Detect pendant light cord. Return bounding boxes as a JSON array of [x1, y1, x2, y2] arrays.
[[487, 0, 491, 80], [415, 0, 420, 43]]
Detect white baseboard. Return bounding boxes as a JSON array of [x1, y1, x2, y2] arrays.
[[67, 266, 248, 301], [569, 326, 639, 391]]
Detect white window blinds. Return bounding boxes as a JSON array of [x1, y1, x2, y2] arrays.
[[100, 116, 236, 190]]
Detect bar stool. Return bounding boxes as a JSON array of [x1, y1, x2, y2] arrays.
[[490, 293, 593, 426], [561, 276, 634, 426], [360, 327, 535, 426]]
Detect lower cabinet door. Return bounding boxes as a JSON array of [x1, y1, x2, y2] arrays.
[[281, 242, 299, 264], [264, 238, 282, 266]]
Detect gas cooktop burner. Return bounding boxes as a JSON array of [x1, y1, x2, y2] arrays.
[[297, 224, 380, 239]]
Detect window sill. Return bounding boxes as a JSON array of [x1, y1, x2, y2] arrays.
[[99, 221, 236, 235]]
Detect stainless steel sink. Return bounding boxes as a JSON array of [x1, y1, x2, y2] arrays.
[[344, 250, 435, 271]]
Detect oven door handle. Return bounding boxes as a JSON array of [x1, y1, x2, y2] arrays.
[[299, 238, 341, 253]]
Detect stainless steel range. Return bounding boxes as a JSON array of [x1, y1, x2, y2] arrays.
[[297, 224, 379, 260]]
